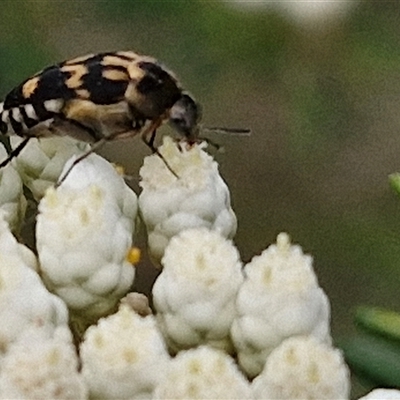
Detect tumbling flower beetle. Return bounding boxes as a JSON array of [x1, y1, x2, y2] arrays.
[[0, 50, 249, 182]]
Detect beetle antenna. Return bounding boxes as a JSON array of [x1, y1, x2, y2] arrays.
[[196, 126, 251, 153], [201, 126, 251, 136]]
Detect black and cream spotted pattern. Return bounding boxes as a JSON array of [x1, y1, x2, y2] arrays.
[[0, 51, 200, 147]]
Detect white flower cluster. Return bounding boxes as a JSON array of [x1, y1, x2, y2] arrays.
[[10, 136, 89, 200], [81, 304, 170, 399], [139, 136, 237, 266], [153, 228, 243, 354], [0, 134, 383, 399], [0, 210, 84, 399], [231, 232, 331, 377], [36, 152, 138, 324]]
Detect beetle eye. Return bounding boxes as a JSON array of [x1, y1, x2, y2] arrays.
[[169, 116, 190, 137], [168, 93, 201, 139], [170, 117, 184, 127]]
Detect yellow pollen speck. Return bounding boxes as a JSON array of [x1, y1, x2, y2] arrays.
[[22, 77, 40, 98], [126, 247, 141, 265]]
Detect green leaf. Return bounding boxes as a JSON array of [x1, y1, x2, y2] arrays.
[[389, 173, 400, 198], [356, 306, 400, 342], [340, 334, 400, 387]]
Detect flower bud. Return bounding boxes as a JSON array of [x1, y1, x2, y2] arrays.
[[252, 336, 350, 399], [0, 211, 68, 357], [153, 228, 244, 353], [0, 326, 87, 399], [139, 137, 237, 266], [10, 136, 89, 200], [81, 304, 170, 399], [36, 153, 138, 322], [231, 233, 331, 377], [153, 346, 252, 399]]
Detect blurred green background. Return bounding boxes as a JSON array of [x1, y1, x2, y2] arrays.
[[1, 0, 400, 395]]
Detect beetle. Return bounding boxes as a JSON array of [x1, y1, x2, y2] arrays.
[[0, 50, 201, 181]]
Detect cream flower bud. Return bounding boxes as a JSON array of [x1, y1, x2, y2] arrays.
[[153, 228, 244, 354], [252, 336, 350, 399], [0, 144, 26, 232], [80, 304, 170, 399], [138, 136, 237, 266], [0, 212, 68, 357], [231, 232, 331, 377], [36, 153, 138, 321], [0, 326, 87, 399], [153, 346, 252, 399], [359, 389, 400, 399], [10, 136, 89, 200]]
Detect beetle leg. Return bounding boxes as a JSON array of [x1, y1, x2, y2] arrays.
[[147, 129, 157, 150], [140, 118, 178, 178], [143, 132, 178, 178], [0, 137, 30, 168], [56, 137, 108, 187]]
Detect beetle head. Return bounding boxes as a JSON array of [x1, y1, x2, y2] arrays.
[[168, 93, 201, 142]]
